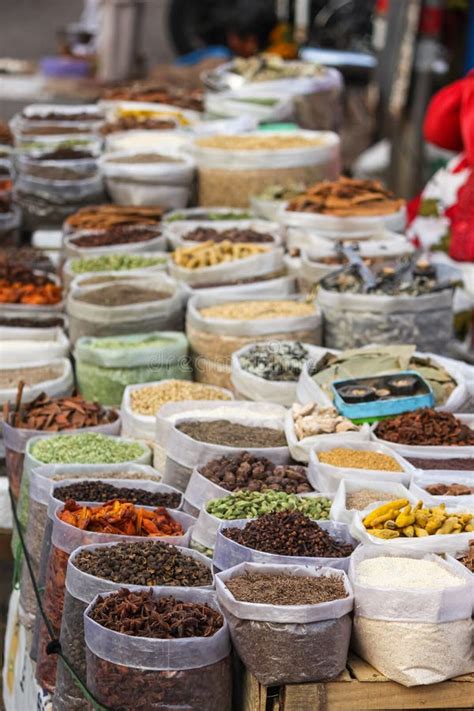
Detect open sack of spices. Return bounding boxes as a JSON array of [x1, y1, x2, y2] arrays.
[[192, 130, 340, 208], [83, 588, 231, 711], [54, 539, 212, 711], [316, 258, 460, 353], [409, 470, 474, 508], [231, 341, 325, 406], [213, 511, 356, 572], [165, 219, 283, 250], [282, 176, 406, 236], [63, 223, 166, 260], [19, 470, 181, 630], [351, 495, 474, 553], [121, 379, 233, 441], [348, 547, 474, 686], [74, 332, 191, 407], [161, 401, 289, 492], [66, 273, 184, 344], [63, 203, 164, 234], [308, 440, 415, 493], [331, 479, 415, 525], [285, 401, 371, 463], [297, 344, 468, 413], [186, 294, 322, 388], [192, 489, 333, 553], [3, 390, 120, 499], [184, 450, 314, 519], [216, 562, 354, 686], [0, 359, 73, 410], [35, 499, 196, 692], [0, 263, 62, 310], [0, 325, 69, 365], [63, 251, 168, 289], [99, 150, 196, 209]]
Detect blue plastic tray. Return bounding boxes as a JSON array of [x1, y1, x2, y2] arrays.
[[332, 370, 435, 420]]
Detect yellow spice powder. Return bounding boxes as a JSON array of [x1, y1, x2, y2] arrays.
[[130, 380, 230, 416], [319, 448, 402, 472]]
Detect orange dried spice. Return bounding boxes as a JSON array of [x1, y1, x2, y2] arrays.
[[0, 280, 62, 305], [59, 499, 184, 537]]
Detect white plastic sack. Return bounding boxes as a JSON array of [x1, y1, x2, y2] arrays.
[[331, 479, 415, 525], [103, 129, 193, 156], [181, 274, 297, 302], [121, 381, 233, 441], [230, 342, 323, 407], [165, 219, 283, 250], [371, 413, 474, 458], [0, 327, 69, 366], [409, 470, 474, 507], [67, 274, 184, 343], [215, 562, 353, 686], [279, 202, 407, 237], [348, 546, 474, 685], [284, 408, 371, 462], [205, 88, 294, 123], [63, 228, 166, 259], [187, 293, 321, 339], [84, 588, 231, 711], [213, 518, 357, 571], [317, 286, 454, 353], [0, 358, 73, 407], [308, 440, 415, 493], [100, 151, 195, 184]]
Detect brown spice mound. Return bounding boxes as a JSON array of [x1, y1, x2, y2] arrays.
[[88, 589, 223, 638], [177, 420, 286, 448], [226, 572, 348, 605], [223, 511, 353, 558], [76, 284, 168, 306], [375, 408, 474, 446]]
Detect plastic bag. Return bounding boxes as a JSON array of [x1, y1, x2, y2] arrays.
[[35, 502, 196, 691], [63, 227, 167, 259], [215, 562, 353, 686], [331, 479, 414, 525], [181, 275, 297, 303], [3, 407, 120, 500], [284, 408, 372, 463], [0, 327, 69, 366], [317, 286, 454, 354], [84, 588, 232, 711], [54, 542, 212, 711], [348, 546, 474, 686], [121, 381, 233, 441], [409, 470, 474, 507], [230, 342, 323, 407], [67, 273, 184, 344], [213, 518, 357, 572], [0, 358, 73, 408], [19, 470, 179, 629], [307, 440, 415, 493]]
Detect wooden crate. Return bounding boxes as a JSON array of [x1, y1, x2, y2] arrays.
[[242, 654, 474, 711]]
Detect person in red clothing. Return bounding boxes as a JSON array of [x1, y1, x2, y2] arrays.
[[408, 73, 474, 261]]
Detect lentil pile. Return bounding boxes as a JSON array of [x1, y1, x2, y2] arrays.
[[74, 541, 211, 586], [177, 420, 287, 448], [375, 409, 474, 446], [130, 380, 230, 416], [207, 490, 332, 520], [0, 364, 64, 390], [223, 511, 354, 558], [318, 448, 402, 471], [29, 432, 146, 464], [53, 481, 181, 508], [70, 253, 166, 274], [196, 134, 325, 150], [200, 300, 315, 320], [76, 284, 168, 306], [183, 227, 274, 244], [239, 342, 309, 381], [199, 452, 312, 493], [108, 153, 183, 164], [225, 571, 348, 605]]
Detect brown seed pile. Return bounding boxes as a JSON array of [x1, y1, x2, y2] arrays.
[[76, 284, 168, 306], [88, 589, 223, 638], [318, 448, 402, 472], [375, 409, 474, 447], [183, 227, 274, 244], [225, 571, 348, 605], [346, 490, 399, 511], [177, 420, 287, 448], [223, 511, 354, 558], [407, 456, 474, 471], [71, 225, 160, 248], [200, 451, 312, 493]]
